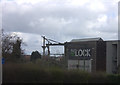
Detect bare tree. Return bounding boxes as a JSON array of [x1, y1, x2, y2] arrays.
[[2, 30, 25, 62]]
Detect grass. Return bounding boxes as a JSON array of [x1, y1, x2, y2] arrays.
[[3, 59, 120, 84]]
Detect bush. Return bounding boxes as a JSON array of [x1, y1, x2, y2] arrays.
[[107, 74, 120, 83], [63, 70, 90, 83]]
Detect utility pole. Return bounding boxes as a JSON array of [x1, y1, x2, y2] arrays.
[[42, 36, 46, 57], [46, 45, 50, 56]]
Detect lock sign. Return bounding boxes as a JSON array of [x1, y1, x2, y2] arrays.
[[71, 49, 91, 57]]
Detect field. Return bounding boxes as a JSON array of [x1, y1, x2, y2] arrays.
[[2, 59, 120, 84]]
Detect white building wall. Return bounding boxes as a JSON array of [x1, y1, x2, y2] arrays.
[[68, 60, 91, 72]]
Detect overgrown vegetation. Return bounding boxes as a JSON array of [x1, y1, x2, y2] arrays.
[[3, 59, 120, 84]]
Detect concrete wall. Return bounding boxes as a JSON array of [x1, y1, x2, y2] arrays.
[[96, 41, 106, 72], [117, 41, 120, 69], [106, 41, 118, 74]]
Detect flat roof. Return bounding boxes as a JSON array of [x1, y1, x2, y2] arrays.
[[71, 37, 103, 42]]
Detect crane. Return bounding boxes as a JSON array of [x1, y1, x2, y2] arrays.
[[41, 36, 64, 57]]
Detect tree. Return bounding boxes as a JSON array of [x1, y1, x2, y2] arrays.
[[2, 33, 14, 59], [11, 37, 22, 61], [30, 51, 41, 61], [2, 31, 25, 62]]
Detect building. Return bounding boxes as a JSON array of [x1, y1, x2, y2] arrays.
[[106, 40, 120, 74], [64, 38, 120, 74]]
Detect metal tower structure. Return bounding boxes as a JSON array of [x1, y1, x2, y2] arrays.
[[41, 36, 64, 57]]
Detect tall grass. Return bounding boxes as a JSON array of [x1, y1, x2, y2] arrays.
[[3, 60, 120, 84]]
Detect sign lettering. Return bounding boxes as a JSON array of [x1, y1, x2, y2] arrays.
[[71, 49, 91, 57]]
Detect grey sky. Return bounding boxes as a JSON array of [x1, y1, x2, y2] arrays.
[[2, 0, 119, 54]]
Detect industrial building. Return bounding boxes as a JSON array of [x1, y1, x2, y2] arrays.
[[106, 40, 120, 74], [64, 38, 120, 74], [41, 36, 120, 74]]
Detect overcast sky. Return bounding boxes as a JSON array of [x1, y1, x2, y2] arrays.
[[1, 0, 119, 55]]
